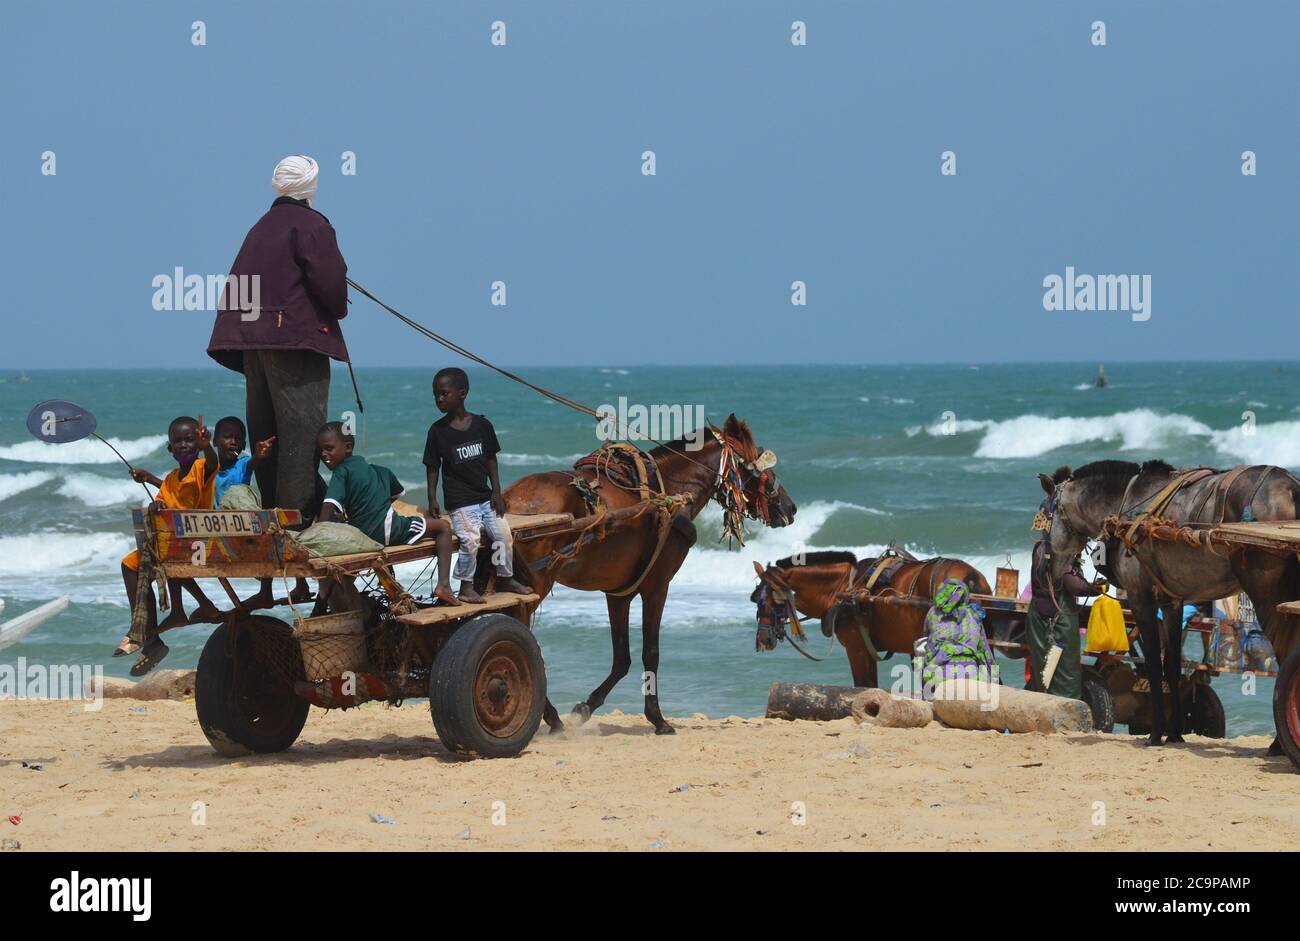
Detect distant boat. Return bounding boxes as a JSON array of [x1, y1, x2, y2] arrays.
[[15, 372, 30, 383], [1093, 365, 1108, 389]]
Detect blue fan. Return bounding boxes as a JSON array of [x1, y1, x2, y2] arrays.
[[25, 399, 153, 497]]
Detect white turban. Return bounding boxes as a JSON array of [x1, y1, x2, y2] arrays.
[[271, 155, 319, 204]]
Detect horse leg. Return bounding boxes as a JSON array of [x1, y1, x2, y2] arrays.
[[1161, 600, 1186, 743], [1132, 597, 1165, 745], [834, 624, 876, 687], [570, 592, 633, 725], [1234, 551, 1300, 754], [638, 579, 676, 734]]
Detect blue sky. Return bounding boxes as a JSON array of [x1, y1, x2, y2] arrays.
[[2, 0, 1296, 368]]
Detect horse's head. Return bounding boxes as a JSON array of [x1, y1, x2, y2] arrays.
[[749, 551, 857, 651], [751, 560, 796, 651], [1037, 460, 1143, 582], [713, 414, 796, 530]]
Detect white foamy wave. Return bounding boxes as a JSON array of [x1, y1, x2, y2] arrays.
[[55, 474, 151, 507], [0, 533, 133, 577], [670, 501, 902, 590], [0, 471, 55, 502], [920, 409, 1212, 459], [1073, 383, 1093, 391], [0, 435, 166, 465], [498, 453, 585, 467], [1209, 421, 1300, 469]]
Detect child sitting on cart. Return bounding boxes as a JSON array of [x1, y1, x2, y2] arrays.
[[212, 415, 313, 609], [115, 414, 224, 675], [423, 367, 530, 602], [315, 421, 462, 606]]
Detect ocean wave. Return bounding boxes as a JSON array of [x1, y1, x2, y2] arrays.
[[0, 533, 133, 577], [498, 452, 585, 467], [55, 474, 151, 508], [0, 471, 55, 503], [917, 409, 1212, 460], [0, 434, 167, 465], [1209, 420, 1300, 468]]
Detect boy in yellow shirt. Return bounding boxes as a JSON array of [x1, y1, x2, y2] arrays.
[[115, 415, 222, 675]]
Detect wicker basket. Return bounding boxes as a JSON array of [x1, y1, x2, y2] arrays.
[[292, 610, 368, 681]]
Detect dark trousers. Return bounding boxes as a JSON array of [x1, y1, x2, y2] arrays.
[[1026, 598, 1082, 700], [244, 349, 329, 522]]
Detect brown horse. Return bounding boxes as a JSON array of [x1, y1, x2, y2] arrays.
[[505, 415, 796, 734], [751, 550, 990, 687]]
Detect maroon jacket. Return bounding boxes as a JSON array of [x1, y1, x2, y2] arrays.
[[207, 197, 350, 372]]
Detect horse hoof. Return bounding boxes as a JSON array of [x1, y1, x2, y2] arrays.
[[547, 721, 566, 736], [1166, 734, 1185, 744], [654, 722, 676, 736], [1145, 736, 1163, 747], [571, 703, 592, 723]]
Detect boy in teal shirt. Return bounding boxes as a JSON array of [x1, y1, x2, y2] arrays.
[[315, 422, 460, 605]]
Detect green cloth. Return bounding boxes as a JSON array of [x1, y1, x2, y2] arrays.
[[322, 455, 404, 544], [1026, 588, 1082, 700]]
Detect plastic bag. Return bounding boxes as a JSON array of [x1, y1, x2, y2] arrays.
[[1085, 592, 1129, 653]]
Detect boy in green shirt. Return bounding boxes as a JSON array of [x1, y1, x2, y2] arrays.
[[315, 421, 460, 606]]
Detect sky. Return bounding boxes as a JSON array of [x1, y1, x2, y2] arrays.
[[1, 0, 1297, 368]]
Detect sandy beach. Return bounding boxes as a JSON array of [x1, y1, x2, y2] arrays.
[[1, 698, 1297, 852]]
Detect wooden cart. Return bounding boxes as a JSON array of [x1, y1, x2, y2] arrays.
[[131, 507, 575, 759]]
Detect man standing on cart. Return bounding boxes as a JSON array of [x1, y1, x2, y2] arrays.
[[207, 155, 349, 524]]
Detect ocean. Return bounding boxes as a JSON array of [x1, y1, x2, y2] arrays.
[[2, 362, 1296, 736]]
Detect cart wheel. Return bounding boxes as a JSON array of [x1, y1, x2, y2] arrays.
[[428, 613, 546, 758], [1272, 647, 1300, 768], [1081, 669, 1115, 733], [1187, 683, 1226, 738], [195, 617, 309, 757]]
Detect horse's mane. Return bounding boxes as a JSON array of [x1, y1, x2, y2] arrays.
[[1070, 460, 1141, 485], [646, 416, 754, 459], [774, 550, 856, 569]]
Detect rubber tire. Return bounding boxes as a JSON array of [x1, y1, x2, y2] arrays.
[[1273, 647, 1300, 768], [1081, 668, 1115, 733], [1187, 683, 1226, 738], [428, 613, 546, 759], [195, 617, 309, 757]]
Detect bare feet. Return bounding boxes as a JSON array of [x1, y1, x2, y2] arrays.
[[433, 585, 463, 606], [187, 602, 225, 624], [240, 588, 276, 611], [457, 584, 485, 603], [112, 634, 140, 658], [157, 610, 191, 632], [495, 577, 531, 595]]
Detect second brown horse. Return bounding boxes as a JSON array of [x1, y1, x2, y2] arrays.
[[751, 550, 991, 687]]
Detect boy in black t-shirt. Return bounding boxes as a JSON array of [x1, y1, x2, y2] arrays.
[[423, 367, 530, 602]]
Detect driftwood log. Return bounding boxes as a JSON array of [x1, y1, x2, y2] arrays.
[[850, 688, 934, 728], [765, 682, 867, 721], [85, 669, 197, 702], [930, 679, 1092, 733]]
